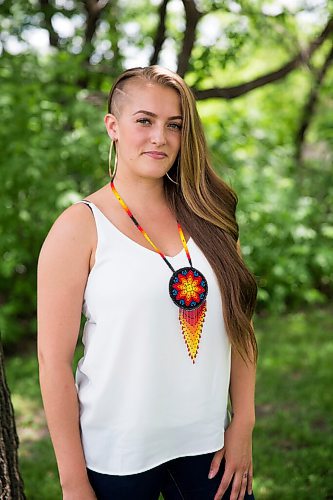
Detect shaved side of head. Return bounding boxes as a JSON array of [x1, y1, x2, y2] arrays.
[[110, 77, 145, 118]]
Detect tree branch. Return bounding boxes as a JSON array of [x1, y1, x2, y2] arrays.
[[77, 0, 110, 88], [295, 42, 333, 161], [39, 0, 60, 48], [193, 17, 333, 100], [177, 0, 203, 77], [150, 0, 169, 65], [0, 341, 26, 499], [83, 0, 110, 45]]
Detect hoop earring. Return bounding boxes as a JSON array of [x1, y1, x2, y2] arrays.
[[166, 172, 178, 184], [108, 140, 118, 181], [165, 156, 180, 185]]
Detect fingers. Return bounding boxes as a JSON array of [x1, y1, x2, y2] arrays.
[[229, 469, 254, 500], [214, 465, 252, 500], [237, 470, 248, 500], [247, 461, 253, 495], [213, 463, 233, 500], [208, 448, 225, 479]]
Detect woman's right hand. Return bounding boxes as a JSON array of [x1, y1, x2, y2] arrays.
[[62, 481, 97, 500]]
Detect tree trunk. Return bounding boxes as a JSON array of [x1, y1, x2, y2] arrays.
[[0, 341, 26, 499]]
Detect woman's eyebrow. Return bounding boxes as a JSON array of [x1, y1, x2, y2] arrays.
[[132, 110, 182, 120]]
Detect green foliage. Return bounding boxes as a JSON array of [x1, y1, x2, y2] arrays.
[[198, 66, 333, 312], [4, 309, 333, 498], [0, 52, 107, 345]]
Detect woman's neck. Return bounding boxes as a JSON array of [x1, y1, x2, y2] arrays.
[[112, 173, 168, 211]]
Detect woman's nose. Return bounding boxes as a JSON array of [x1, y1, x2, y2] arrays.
[[150, 125, 166, 145]]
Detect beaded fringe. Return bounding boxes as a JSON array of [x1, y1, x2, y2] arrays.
[[179, 301, 207, 364]]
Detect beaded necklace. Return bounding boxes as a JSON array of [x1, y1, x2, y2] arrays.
[[110, 180, 208, 364]]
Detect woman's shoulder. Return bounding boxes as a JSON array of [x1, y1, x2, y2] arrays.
[[38, 185, 113, 279], [40, 185, 109, 256], [38, 206, 92, 265]]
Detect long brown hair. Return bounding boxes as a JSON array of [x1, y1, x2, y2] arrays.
[[107, 66, 258, 363]]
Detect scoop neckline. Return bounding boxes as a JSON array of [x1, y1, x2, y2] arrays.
[[84, 200, 192, 259]]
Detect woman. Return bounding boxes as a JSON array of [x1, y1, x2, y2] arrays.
[[37, 65, 257, 500]]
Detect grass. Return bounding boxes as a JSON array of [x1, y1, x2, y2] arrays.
[[253, 308, 333, 499], [4, 307, 333, 499]]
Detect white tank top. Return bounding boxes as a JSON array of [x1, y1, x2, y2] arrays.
[[74, 200, 231, 475]]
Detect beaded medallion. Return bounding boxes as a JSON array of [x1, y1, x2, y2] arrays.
[[169, 266, 208, 310]]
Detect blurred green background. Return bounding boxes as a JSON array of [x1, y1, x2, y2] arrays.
[[1, 0, 332, 498]]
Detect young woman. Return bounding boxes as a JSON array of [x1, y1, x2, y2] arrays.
[[37, 65, 257, 500]]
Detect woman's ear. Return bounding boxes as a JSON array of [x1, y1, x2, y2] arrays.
[[104, 113, 118, 140]]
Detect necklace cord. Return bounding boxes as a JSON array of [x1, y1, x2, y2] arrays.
[[110, 181, 192, 272]]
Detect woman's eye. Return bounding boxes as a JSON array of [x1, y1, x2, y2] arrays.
[[137, 118, 151, 125], [169, 123, 182, 130]]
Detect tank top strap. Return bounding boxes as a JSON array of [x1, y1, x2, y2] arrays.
[[74, 199, 118, 251], [74, 199, 93, 211]]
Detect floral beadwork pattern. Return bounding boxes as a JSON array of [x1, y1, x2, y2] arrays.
[[169, 267, 208, 310]]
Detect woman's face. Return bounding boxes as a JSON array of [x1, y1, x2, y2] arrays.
[[105, 80, 182, 180]]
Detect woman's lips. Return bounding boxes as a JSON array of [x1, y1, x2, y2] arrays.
[[144, 151, 167, 159]]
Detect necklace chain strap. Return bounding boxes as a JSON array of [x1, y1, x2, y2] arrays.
[[110, 181, 192, 273]]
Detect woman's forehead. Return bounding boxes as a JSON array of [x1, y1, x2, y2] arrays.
[[117, 79, 182, 116]]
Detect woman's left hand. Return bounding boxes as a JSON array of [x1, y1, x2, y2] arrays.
[[209, 418, 254, 500]]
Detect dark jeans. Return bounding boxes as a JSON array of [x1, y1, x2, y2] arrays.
[[87, 451, 255, 500]]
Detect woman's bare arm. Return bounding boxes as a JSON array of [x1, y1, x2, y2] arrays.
[[210, 239, 257, 500], [37, 203, 96, 497], [231, 238, 256, 426]]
